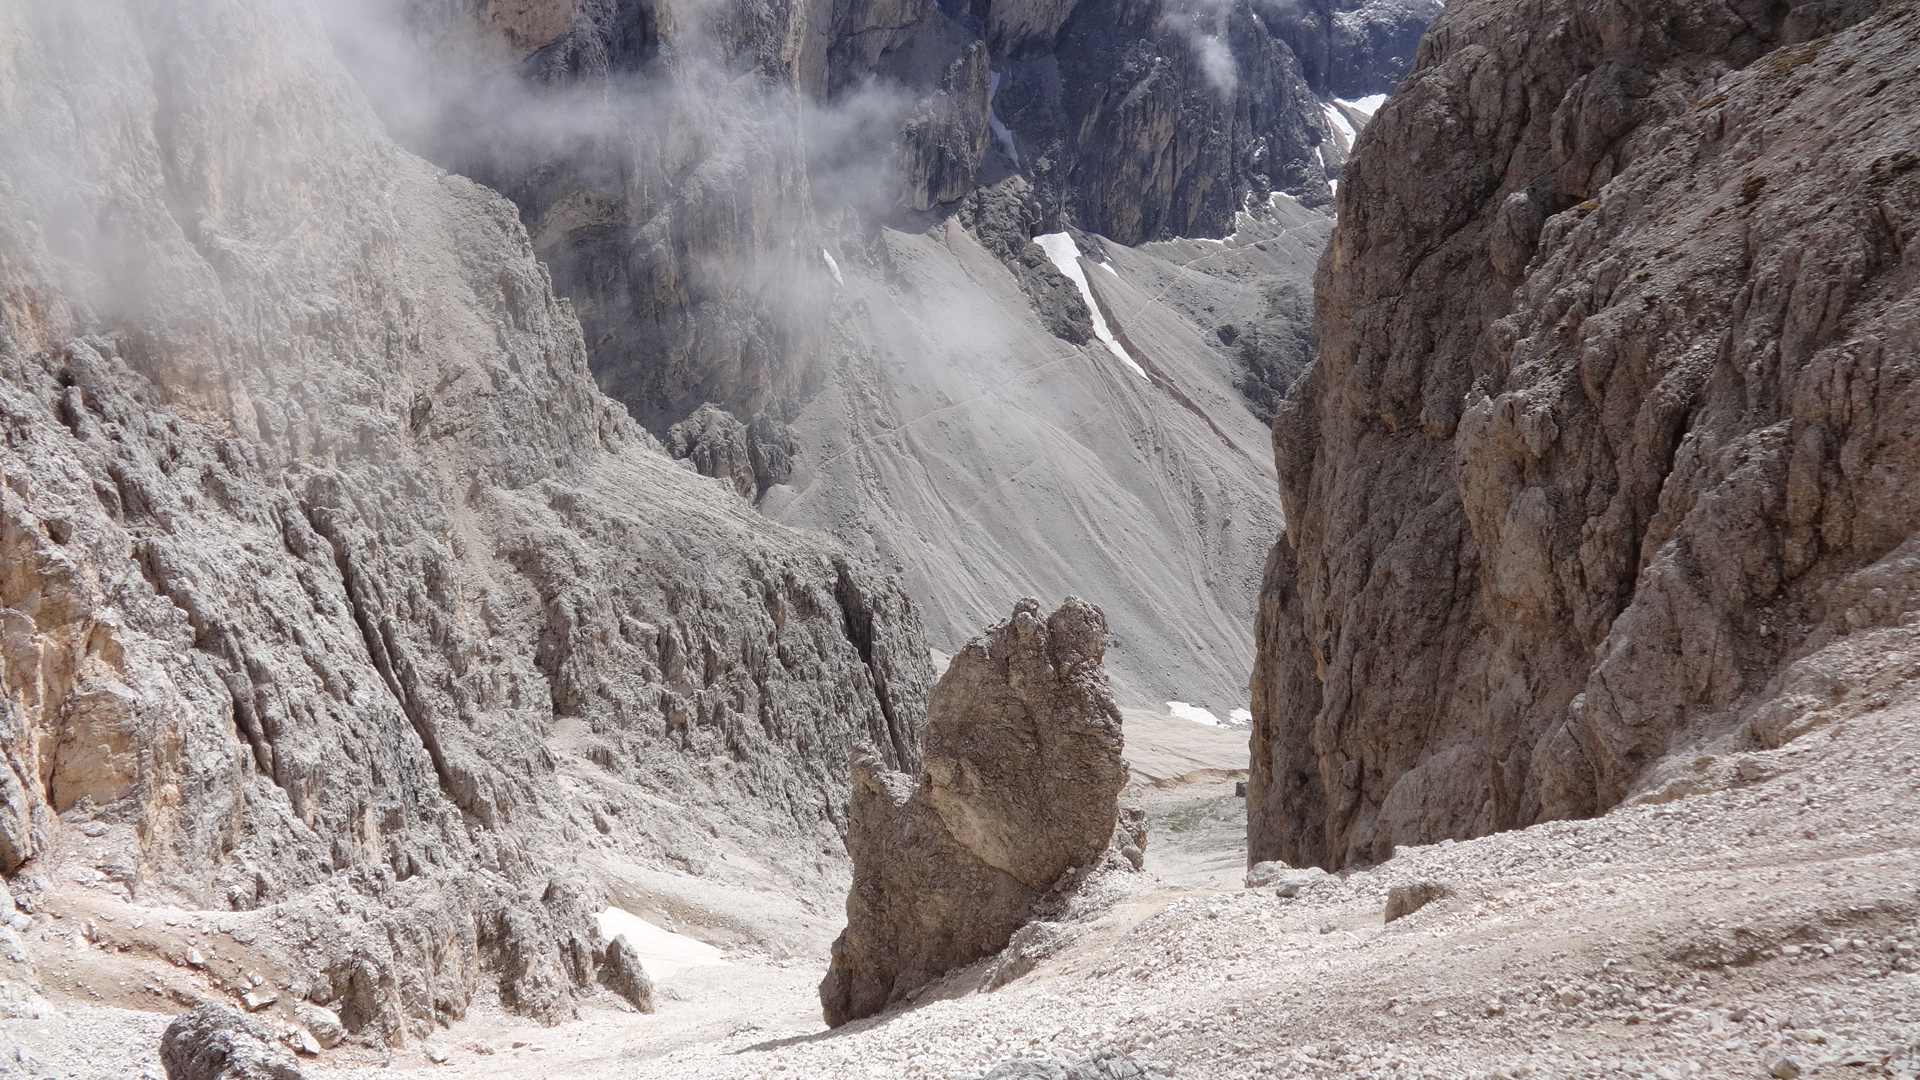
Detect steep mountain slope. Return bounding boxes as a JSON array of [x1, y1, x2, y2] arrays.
[[327, 0, 1430, 712], [766, 210, 1326, 708], [1252, 0, 1920, 868], [0, 0, 927, 1043]]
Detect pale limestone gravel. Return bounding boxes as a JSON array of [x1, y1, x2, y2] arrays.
[[8, 705, 1919, 1080], [299, 704, 1920, 1080]]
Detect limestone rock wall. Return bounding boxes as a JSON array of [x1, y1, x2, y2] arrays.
[[1252, 0, 1920, 869], [0, 0, 928, 1041], [819, 598, 1128, 1027]]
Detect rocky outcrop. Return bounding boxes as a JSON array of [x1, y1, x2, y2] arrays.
[[160, 1003, 304, 1080], [0, 0, 927, 1042], [993, 0, 1330, 242], [819, 598, 1130, 1027], [1252, 0, 1920, 869], [596, 935, 656, 1012], [664, 404, 796, 500]]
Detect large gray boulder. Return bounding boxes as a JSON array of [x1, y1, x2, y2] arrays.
[[820, 598, 1131, 1027], [160, 1004, 304, 1080]]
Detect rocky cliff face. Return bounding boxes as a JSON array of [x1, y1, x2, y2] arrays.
[[819, 598, 1130, 1027], [994, 0, 1438, 243], [0, 0, 927, 1042], [318, 0, 1435, 713], [1252, 0, 1920, 869]]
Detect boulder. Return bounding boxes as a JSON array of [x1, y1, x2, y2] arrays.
[[1246, 862, 1328, 898], [291, 1004, 344, 1051], [1384, 881, 1450, 922], [598, 935, 656, 1013], [159, 1004, 304, 1080], [819, 598, 1131, 1026]]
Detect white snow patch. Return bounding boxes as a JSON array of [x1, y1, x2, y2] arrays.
[[594, 907, 728, 980], [821, 248, 843, 286], [1033, 232, 1147, 380], [1230, 708, 1253, 725], [1167, 701, 1225, 727], [1337, 93, 1389, 118], [988, 71, 1020, 167], [1321, 102, 1357, 149], [1099, 261, 1119, 276]]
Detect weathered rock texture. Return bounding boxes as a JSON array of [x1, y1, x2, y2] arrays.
[[0, 0, 927, 1042], [819, 597, 1129, 1026], [317, 0, 1436, 711], [597, 935, 656, 1012], [1252, 0, 1920, 869], [1270, 0, 1440, 101], [160, 1003, 305, 1080], [349, 0, 1431, 428]]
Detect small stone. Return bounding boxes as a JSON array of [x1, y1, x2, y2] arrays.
[[1767, 1056, 1802, 1080], [241, 988, 278, 1011], [186, 947, 206, 968], [423, 1044, 449, 1064], [1385, 881, 1451, 923]]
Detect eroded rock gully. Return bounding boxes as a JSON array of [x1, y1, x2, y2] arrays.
[[1253, 0, 1920, 868], [819, 597, 1133, 1027], [0, 0, 928, 1043]]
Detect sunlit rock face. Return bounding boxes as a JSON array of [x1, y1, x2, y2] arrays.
[[1251, 0, 1920, 870], [820, 598, 1130, 1027], [0, 0, 928, 1040]]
